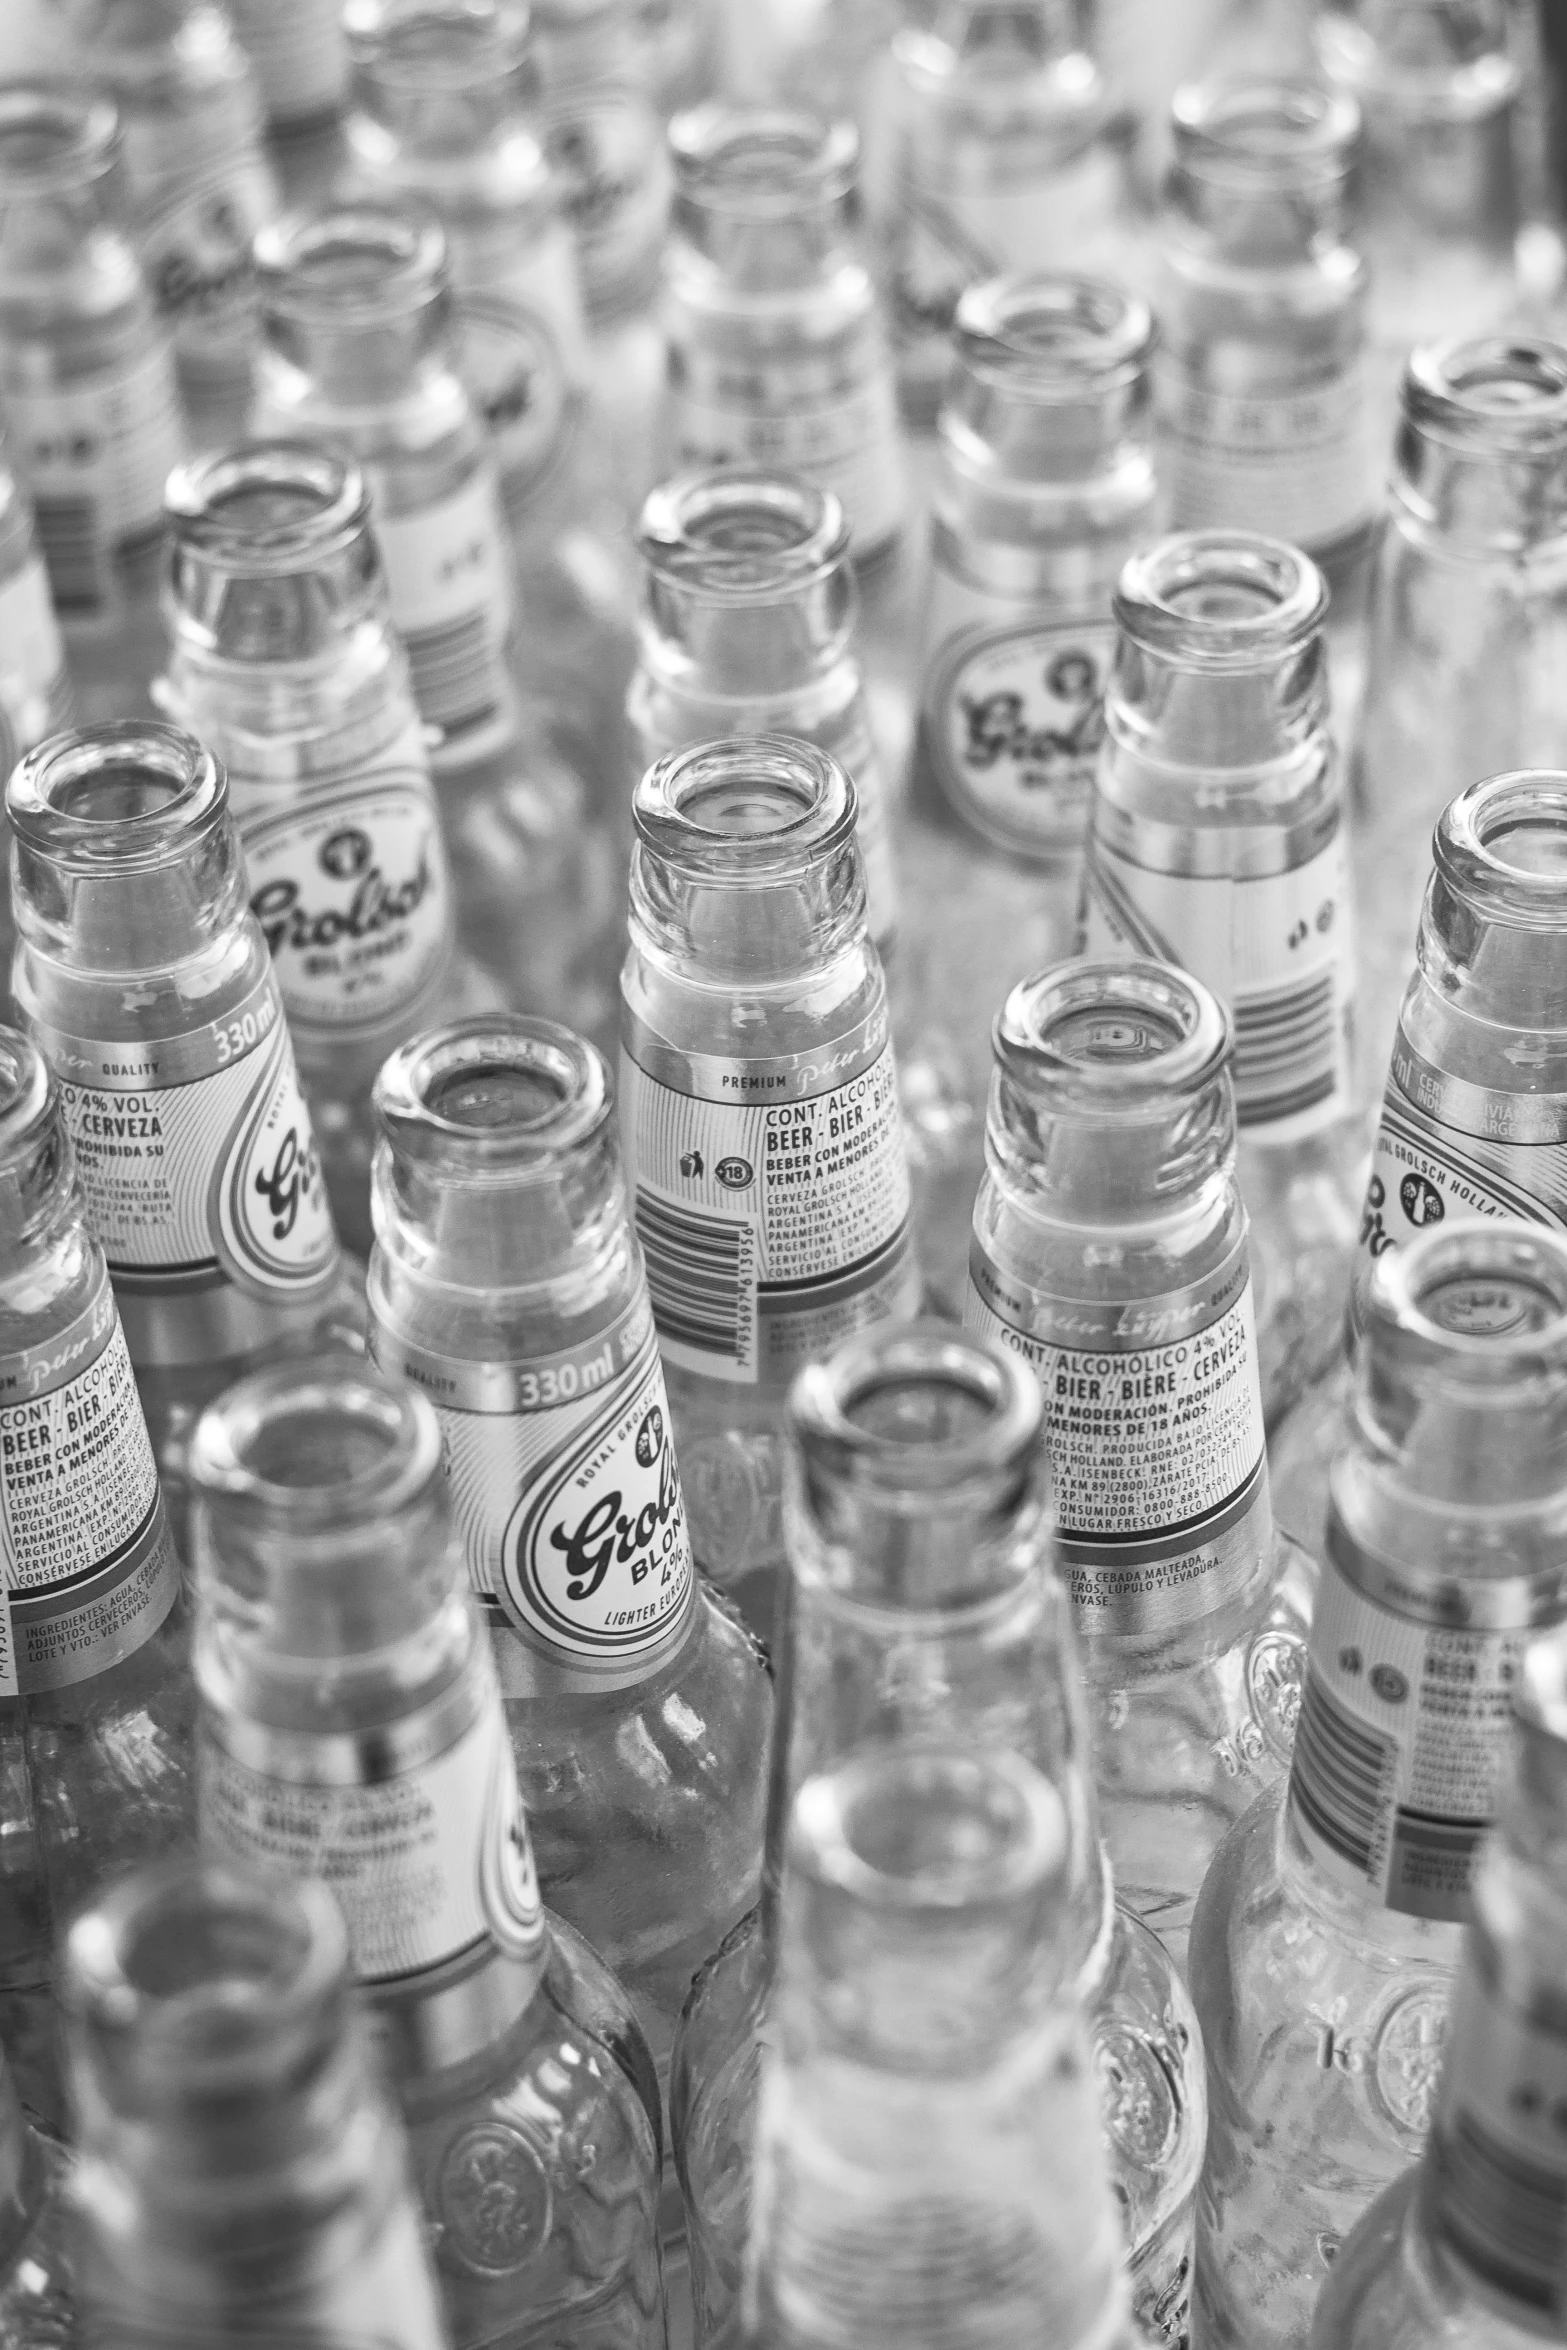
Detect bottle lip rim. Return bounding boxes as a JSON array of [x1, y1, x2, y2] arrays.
[[7, 723, 229, 871], [163, 441, 374, 576], [0, 79, 120, 191], [1403, 337, 1567, 452], [668, 103, 859, 211], [1314, 8, 1520, 118], [1114, 529, 1328, 664], [637, 467, 850, 600], [374, 1014, 611, 1170], [1170, 72, 1361, 182], [992, 956, 1234, 1113], [951, 269, 1155, 399], [254, 199, 449, 325], [343, 0, 534, 87], [188, 1350, 445, 1532], [1366, 1217, 1567, 1371], [0, 1024, 54, 1164], [789, 1318, 1043, 1504], [1434, 769, 1567, 925], [788, 1744, 1066, 1915], [632, 734, 858, 879]]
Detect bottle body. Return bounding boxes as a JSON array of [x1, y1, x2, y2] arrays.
[[0, 2046, 71, 2344]]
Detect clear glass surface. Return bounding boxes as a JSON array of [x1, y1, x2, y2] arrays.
[[0, 2044, 70, 2347]]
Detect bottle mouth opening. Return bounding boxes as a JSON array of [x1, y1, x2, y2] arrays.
[[7, 724, 228, 871], [1171, 74, 1360, 179], [163, 442, 372, 575], [1114, 530, 1326, 665], [1435, 769, 1567, 924], [255, 202, 447, 324], [1405, 338, 1567, 451], [1315, 7, 1518, 115], [189, 1355, 444, 1531], [670, 104, 857, 213], [345, 0, 532, 88], [0, 82, 119, 188], [65, 1861, 344, 2097], [791, 1320, 1042, 1503], [994, 957, 1233, 1112], [791, 1746, 1065, 1915], [1372, 1221, 1567, 1363], [953, 270, 1154, 397], [375, 1015, 609, 1167], [0, 1027, 53, 1159], [637, 468, 848, 598], [633, 735, 857, 880]]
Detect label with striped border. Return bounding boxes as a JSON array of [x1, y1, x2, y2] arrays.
[[374, 468, 514, 741], [1360, 1023, 1567, 1266], [619, 999, 917, 1388]]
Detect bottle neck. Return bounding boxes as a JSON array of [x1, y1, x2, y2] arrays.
[[372, 1124, 628, 1298], [640, 568, 857, 705], [1167, 156, 1354, 264]]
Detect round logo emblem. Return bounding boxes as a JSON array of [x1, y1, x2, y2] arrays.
[[320, 826, 372, 881], [634, 1405, 663, 1469], [1400, 1172, 1446, 1229], [436, 2121, 552, 2274], [1370, 1985, 1449, 2144], [715, 1155, 753, 1189]]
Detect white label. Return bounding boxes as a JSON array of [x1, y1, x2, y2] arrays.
[[450, 214, 590, 387], [138, 154, 275, 368], [545, 91, 670, 316], [965, 1239, 1270, 1634], [373, 471, 515, 739], [35, 974, 340, 1307], [670, 372, 906, 559], [1084, 821, 1356, 1138], [1158, 358, 1375, 550], [0, 555, 66, 756], [620, 1005, 919, 1388], [922, 581, 1113, 857], [3, 341, 184, 615], [239, 760, 455, 1045], [200, 1679, 543, 1985], [368, 1296, 696, 1672], [229, 0, 348, 119], [455, 294, 574, 499], [1360, 1025, 1567, 1269], [0, 1262, 180, 1696], [1429, 1953, 1567, 2313], [1287, 1525, 1535, 1921]]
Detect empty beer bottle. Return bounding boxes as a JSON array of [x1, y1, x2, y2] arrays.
[[621, 735, 919, 1634], [1308, 1620, 1567, 2348], [368, 1014, 771, 2187], [966, 957, 1313, 1970], [156, 439, 479, 1254], [745, 1745, 1139, 2350], [230, 0, 349, 142], [1190, 1219, 1567, 2350], [0, 2039, 70, 2345], [673, 1321, 1205, 2349], [1084, 529, 1364, 1426], [0, 452, 74, 1005], [7, 721, 348, 1524], [0, 83, 185, 720], [63, 1859, 451, 2348], [191, 1355, 666, 2348]]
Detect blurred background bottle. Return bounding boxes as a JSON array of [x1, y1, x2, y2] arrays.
[[966, 957, 1312, 1970], [1084, 529, 1364, 1429], [156, 439, 484, 1254], [1190, 1218, 1567, 2350], [7, 721, 350, 1526], [0, 2039, 69, 2342], [621, 735, 919, 1637], [0, 82, 185, 724], [368, 1013, 772, 2214], [229, 0, 350, 190], [899, 270, 1157, 1310], [63, 1859, 452, 2347], [192, 1355, 666, 2347], [1308, 1618, 1567, 2347], [744, 1744, 1139, 2350], [673, 1322, 1205, 2350], [0, 454, 74, 1001], [64, 0, 280, 451]]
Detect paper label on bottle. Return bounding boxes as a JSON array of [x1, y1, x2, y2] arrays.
[[455, 293, 575, 499], [34, 972, 340, 1309], [0, 1261, 180, 1697], [3, 341, 184, 614], [669, 369, 906, 557], [199, 1677, 543, 1985], [888, 147, 1123, 362], [453, 218, 591, 389], [0, 554, 67, 756], [964, 1236, 1270, 1634], [1359, 1025, 1567, 1268], [373, 471, 515, 738], [923, 582, 1114, 858], [368, 1294, 696, 1671], [229, 0, 348, 119], [1286, 1518, 1542, 1921], [620, 1001, 919, 1388], [1157, 357, 1376, 549], [1083, 820, 1356, 1138], [545, 90, 669, 316], [238, 754, 455, 1045], [137, 153, 275, 368], [1429, 1952, 1567, 2313]]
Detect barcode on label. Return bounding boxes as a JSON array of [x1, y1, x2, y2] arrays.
[[404, 608, 506, 735], [1289, 1667, 1393, 1875], [33, 495, 108, 615], [635, 1188, 754, 1366], [1234, 969, 1344, 1129]]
